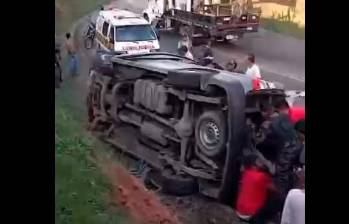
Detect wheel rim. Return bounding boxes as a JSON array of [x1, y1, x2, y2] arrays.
[[199, 120, 221, 151]]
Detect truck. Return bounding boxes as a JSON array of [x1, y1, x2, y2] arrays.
[[142, 0, 261, 42]]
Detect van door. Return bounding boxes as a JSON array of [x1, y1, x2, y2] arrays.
[[107, 25, 115, 51], [100, 21, 110, 49], [96, 16, 106, 46]]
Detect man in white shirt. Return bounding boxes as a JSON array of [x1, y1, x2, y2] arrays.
[[281, 167, 305, 224], [245, 53, 261, 79]]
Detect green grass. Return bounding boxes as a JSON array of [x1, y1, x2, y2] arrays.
[[261, 18, 305, 40], [55, 94, 129, 224], [55, 0, 131, 222]]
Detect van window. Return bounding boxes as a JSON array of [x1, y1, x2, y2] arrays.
[[115, 25, 157, 42], [102, 22, 109, 36], [96, 18, 104, 32], [109, 26, 115, 43]]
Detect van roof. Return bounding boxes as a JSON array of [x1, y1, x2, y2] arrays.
[[99, 9, 149, 26]]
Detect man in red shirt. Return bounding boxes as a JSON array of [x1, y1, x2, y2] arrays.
[[288, 106, 305, 124], [236, 155, 278, 223]]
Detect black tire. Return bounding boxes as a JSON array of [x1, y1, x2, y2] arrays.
[[84, 37, 93, 49], [161, 169, 198, 196], [195, 110, 227, 157], [91, 51, 114, 76], [166, 68, 219, 89]]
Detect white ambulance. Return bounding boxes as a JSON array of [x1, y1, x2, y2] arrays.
[[95, 9, 160, 54]]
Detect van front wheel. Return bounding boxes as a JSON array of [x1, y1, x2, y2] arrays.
[[195, 110, 227, 157]]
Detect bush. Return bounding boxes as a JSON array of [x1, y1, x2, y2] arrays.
[[261, 18, 305, 40]]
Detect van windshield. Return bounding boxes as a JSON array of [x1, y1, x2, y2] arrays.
[[115, 25, 157, 42]]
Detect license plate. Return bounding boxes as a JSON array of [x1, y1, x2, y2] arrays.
[[247, 27, 253, 31]]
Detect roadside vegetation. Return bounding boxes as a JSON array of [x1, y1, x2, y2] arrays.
[[261, 18, 304, 40], [55, 0, 109, 34], [55, 0, 128, 222], [260, 8, 305, 40], [55, 89, 129, 224]]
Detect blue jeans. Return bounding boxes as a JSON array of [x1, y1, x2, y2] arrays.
[[68, 54, 78, 76]]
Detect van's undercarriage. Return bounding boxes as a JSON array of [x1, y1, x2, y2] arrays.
[[87, 53, 288, 202]]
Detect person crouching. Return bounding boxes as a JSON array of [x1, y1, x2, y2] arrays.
[[236, 154, 280, 223]]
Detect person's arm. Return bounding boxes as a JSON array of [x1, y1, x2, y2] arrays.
[[267, 180, 278, 192], [255, 150, 275, 174]]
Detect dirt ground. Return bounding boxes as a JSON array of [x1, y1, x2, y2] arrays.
[[103, 162, 181, 224], [158, 194, 239, 224], [92, 151, 239, 224]]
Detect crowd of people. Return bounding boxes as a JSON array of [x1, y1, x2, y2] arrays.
[[177, 34, 263, 90], [177, 34, 305, 224], [236, 98, 305, 224]]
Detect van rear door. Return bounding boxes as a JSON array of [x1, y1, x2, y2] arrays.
[[96, 17, 110, 50]]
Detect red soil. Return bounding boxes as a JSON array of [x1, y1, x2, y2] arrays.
[[103, 162, 182, 224]]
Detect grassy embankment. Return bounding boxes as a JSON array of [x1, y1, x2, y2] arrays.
[[55, 0, 129, 223], [55, 87, 129, 224]]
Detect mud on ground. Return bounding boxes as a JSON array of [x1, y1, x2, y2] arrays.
[[91, 150, 239, 224]]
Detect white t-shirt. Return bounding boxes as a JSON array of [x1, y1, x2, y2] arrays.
[[245, 64, 261, 79], [281, 189, 305, 224]]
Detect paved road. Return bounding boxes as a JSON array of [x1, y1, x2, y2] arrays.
[[81, 1, 304, 90], [109, 0, 304, 90], [158, 31, 304, 90]]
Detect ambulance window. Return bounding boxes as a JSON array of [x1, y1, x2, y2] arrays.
[[109, 26, 115, 42], [102, 22, 109, 36], [96, 18, 104, 31]]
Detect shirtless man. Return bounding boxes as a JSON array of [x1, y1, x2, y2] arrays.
[[64, 32, 79, 76]]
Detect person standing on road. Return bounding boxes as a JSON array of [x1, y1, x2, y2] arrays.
[[245, 53, 262, 90], [64, 32, 79, 77], [245, 53, 261, 79], [178, 34, 192, 52]]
